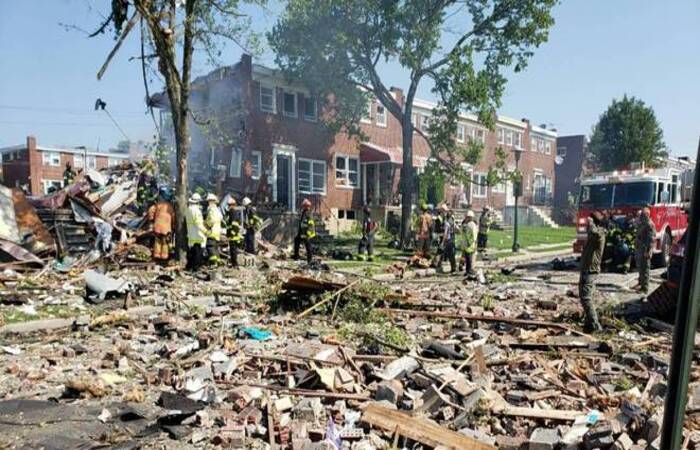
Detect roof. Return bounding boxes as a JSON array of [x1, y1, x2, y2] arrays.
[[360, 142, 426, 167], [0, 144, 130, 159]]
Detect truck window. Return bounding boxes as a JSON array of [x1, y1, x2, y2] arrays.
[[580, 184, 613, 208], [613, 181, 655, 207], [657, 182, 665, 204], [671, 175, 679, 203]]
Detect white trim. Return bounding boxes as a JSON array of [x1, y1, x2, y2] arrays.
[[282, 90, 298, 118], [298, 157, 327, 196], [335, 153, 360, 189], [229, 148, 242, 178], [456, 124, 466, 143], [303, 96, 318, 122], [375, 104, 387, 127], [259, 83, 276, 114], [42, 151, 61, 166], [272, 144, 297, 212], [42, 179, 63, 194], [472, 172, 488, 198], [251, 151, 262, 179], [361, 102, 372, 124]]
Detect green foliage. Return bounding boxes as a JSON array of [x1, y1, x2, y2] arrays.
[[588, 95, 668, 171], [270, 0, 558, 237], [418, 161, 446, 205]]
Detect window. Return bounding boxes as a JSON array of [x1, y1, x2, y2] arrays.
[[283, 91, 297, 117], [421, 114, 431, 134], [474, 128, 486, 144], [335, 154, 359, 188], [531, 137, 538, 152], [545, 140, 552, 155], [557, 146, 567, 157], [86, 155, 97, 169], [504, 129, 513, 146], [108, 158, 120, 167], [456, 124, 466, 143], [497, 128, 505, 144], [537, 139, 545, 153], [298, 159, 326, 194], [42, 180, 63, 194], [412, 113, 420, 129], [472, 173, 488, 197], [376, 104, 387, 127], [513, 131, 523, 149], [229, 148, 242, 178], [671, 174, 679, 203], [303, 96, 317, 121], [361, 102, 372, 124], [43, 151, 60, 166], [251, 151, 261, 179], [492, 180, 506, 193], [260, 84, 276, 113], [73, 154, 84, 168]]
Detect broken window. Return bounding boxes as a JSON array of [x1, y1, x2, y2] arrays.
[[42, 179, 62, 194], [298, 158, 326, 194], [303, 96, 317, 121], [229, 148, 242, 178], [376, 104, 387, 127], [260, 84, 276, 113], [335, 155, 359, 188], [283, 91, 297, 117]]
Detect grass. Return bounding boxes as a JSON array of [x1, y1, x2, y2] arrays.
[[487, 226, 576, 251]]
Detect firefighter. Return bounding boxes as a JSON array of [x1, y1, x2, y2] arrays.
[[634, 207, 655, 294], [224, 197, 243, 267], [431, 204, 447, 268], [241, 197, 262, 254], [442, 207, 457, 274], [477, 206, 493, 253], [63, 162, 76, 187], [358, 205, 377, 261], [415, 203, 433, 258], [148, 187, 175, 264], [137, 170, 158, 214], [293, 198, 316, 262], [205, 194, 223, 264], [185, 193, 207, 272], [578, 211, 607, 332], [460, 210, 478, 277]]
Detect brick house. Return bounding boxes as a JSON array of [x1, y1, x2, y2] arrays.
[[0, 136, 130, 196], [155, 54, 557, 231], [553, 135, 588, 225]]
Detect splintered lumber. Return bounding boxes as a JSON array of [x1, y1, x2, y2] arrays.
[[493, 406, 584, 422], [221, 381, 370, 401], [361, 403, 496, 450], [379, 308, 585, 335]]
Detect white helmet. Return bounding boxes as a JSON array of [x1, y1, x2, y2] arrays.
[[241, 197, 252, 206], [189, 193, 202, 203], [206, 193, 219, 203], [466, 210, 475, 218]]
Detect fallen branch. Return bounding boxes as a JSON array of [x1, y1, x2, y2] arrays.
[[296, 279, 362, 319]]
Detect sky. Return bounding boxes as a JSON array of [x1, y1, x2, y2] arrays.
[[1, 0, 698, 156]]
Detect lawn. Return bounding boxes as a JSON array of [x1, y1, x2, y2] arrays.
[[487, 226, 576, 251]]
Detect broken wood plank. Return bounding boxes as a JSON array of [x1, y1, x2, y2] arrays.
[[361, 403, 495, 450], [493, 406, 585, 422], [220, 381, 370, 401]]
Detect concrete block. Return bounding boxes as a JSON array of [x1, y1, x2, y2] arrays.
[[375, 380, 403, 404], [529, 428, 560, 450]]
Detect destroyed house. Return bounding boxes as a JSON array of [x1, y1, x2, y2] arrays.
[[0, 136, 130, 196], [154, 54, 558, 232]]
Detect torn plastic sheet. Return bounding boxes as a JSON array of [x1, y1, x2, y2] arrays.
[[0, 185, 20, 244], [84, 269, 132, 301], [69, 198, 95, 224], [0, 238, 44, 266]]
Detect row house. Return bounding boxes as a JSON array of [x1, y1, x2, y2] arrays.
[[155, 54, 557, 231], [0, 136, 130, 196]]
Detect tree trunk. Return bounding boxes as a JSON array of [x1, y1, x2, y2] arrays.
[[399, 119, 414, 248], [173, 110, 190, 264]]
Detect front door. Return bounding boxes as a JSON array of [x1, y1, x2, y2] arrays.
[[276, 154, 291, 208]]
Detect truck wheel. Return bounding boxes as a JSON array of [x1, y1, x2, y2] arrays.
[[653, 231, 672, 268]]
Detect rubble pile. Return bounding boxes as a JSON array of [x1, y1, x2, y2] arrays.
[[0, 254, 697, 449]]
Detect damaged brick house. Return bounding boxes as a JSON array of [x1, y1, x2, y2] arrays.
[[153, 54, 557, 234]]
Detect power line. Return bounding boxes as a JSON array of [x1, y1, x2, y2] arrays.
[[0, 104, 147, 117], [0, 120, 147, 127]]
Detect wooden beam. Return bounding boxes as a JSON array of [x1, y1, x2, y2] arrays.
[[493, 406, 585, 422], [362, 403, 496, 450]]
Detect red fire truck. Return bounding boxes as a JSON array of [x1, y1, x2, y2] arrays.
[[574, 159, 694, 266]]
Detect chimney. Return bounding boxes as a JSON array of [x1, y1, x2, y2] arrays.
[[390, 87, 404, 106], [240, 54, 253, 78]]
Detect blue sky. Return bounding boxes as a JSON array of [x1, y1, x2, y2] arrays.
[[1, 0, 698, 156]]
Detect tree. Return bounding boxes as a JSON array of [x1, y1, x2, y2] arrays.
[[588, 95, 667, 171], [92, 0, 262, 262], [270, 0, 557, 245]]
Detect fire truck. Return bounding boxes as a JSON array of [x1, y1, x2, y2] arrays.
[[574, 158, 694, 267]]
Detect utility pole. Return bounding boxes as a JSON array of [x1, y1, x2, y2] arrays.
[[660, 139, 700, 450]]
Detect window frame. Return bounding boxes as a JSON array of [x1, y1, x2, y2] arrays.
[[545, 140, 553, 155], [42, 179, 63, 194], [303, 96, 317, 122], [456, 124, 466, 143], [42, 151, 61, 166], [557, 146, 567, 157], [474, 128, 486, 144], [259, 84, 276, 114], [251, 151, 262, 180], [375, 104, 387, 127], [472, 172, 488, 198], [108, 158, 120, 167], [420, 114, 431, 135], [229, 148, 242, 178], [282, 90, 298, 118], [86, 155, 97, 169], [361, 102, 372, 124], [335, 154, 360, 189], [497, 128, 505, 145], [73, 154, 84, 169], [298, 158, 327, 195], [513, 131, 523, 149]]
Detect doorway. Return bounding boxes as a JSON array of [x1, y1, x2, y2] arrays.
[[276, 154, 291, 208]]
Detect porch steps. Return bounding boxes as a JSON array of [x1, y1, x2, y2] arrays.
[[528, 205, 559, 228]]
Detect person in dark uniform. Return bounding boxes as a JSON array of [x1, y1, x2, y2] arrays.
[[223, 197, 243, 267], [293, 198, 316, 262], [477, 206, 493, 253], [431, 204, 447, 267], [358, 206, 377, 261], [634, 207, 655, 294], [442, 207, 457, 273], [241, 197, 262, 254], [578, 212, 607, 332], [63, 162, 76, 187]]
